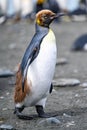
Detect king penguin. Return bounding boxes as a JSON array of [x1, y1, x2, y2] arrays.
[[14, 9, 64, 119]]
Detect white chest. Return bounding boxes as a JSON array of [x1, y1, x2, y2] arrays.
[[36, 29, 57, 80], [26, 29, 57, 105]]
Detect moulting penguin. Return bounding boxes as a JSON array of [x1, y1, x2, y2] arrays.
[[14, 9, 64, 119]]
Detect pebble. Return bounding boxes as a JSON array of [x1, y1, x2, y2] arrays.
[[81, 82, 87, 88], [53, 78, 80, 87], [38, 117, 61, 126], [0, 124, 16, 130], [0, 69, 14, 78], [66, 121, 75, 127], [0, 118, 5, 123], [0, 96, 4, 99], [56, 58, 68, 66], [74, 93, 79, 97], [0, 16, 6, 24], [6, 92, 10, 96], [73, 69, 78, 73], [83, 88, 87, 91], [8, 43, 16, 50], [2, 108, 8, 111], [63, 113, 71, 118]]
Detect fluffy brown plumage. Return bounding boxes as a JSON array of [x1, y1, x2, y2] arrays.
[[36, 9, 56, 27], [14, 66, 31, 103]]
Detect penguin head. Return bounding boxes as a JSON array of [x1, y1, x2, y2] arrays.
[[36, 9, 64, 28]]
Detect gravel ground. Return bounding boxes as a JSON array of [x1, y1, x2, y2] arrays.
[[0, 20, 87, 130]]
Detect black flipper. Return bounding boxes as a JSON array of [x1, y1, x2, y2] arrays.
[[21, 46, 40, 92], [49, 83, 53, 93], [20, 24, 48, 92]]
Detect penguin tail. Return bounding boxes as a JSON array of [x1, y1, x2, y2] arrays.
[[14, 65, 30, 103]]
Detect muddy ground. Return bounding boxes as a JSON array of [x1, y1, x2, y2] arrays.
[[0, 20, 87, 130]]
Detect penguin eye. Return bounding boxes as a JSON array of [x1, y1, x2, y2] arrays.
[[44, 16, 48, 19], [42, 14, 48, 19]]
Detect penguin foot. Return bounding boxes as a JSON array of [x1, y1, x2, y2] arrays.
[[35, 105, 51, 118], [14, 105, 25, 114], [14, 107, 33, 120]]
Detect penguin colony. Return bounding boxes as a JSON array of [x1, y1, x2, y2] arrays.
[[14, 9, 64, 119]]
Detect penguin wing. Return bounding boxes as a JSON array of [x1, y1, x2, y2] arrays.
[[49, 83, 53, 93], [20, 32, 47, 91]]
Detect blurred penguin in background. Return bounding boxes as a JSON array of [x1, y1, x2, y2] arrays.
[[56, 0, 67, 13], [13, 0, 21, 22], [21, 0, 34, 19], [7, 0, 15, 18], [35, 0, 46, 13], [71, 34, 87, 51], [47, 0, 60, 14], [0, 0, 7, 16], [47, 0, 60, 22], [67, 0, 87, 16], [0, 0, 7, 24]]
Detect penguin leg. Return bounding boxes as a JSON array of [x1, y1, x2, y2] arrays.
[[35, 105, 50, 118], [14, 105, 33, 120], [35, 97, 51, 118]]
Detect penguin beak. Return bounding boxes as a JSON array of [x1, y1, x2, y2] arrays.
[[50, 12, 66, 21], [55, 12, 66, 18]]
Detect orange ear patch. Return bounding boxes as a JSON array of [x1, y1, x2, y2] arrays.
[[14, 67, 31, 103]]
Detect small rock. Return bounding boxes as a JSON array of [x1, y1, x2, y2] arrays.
[[6, 92, 10, 96], [81, 82, 87, 88], [0, 69, 14, 78], [73, 69, 78, 73], [74, 94, 79, 97], [66, 121, 75, 127], [72, 15, 86, 22], [0, 118, 5, 123], [53, 78, 80, 87], [2, 108, 8, 111], [63, 113, 71, 118], [56, 58, 68, 66], [0, 124, 16, 130], [0, 96, 4, 99], [83, 88, 87, 91], [8, 43, 16, 50], [0, 16, 6, 24], [38, 117, 61, 126], [0, 120, 3, 123]]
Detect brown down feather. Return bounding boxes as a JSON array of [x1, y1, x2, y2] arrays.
[[14, 65, 31, 103]]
